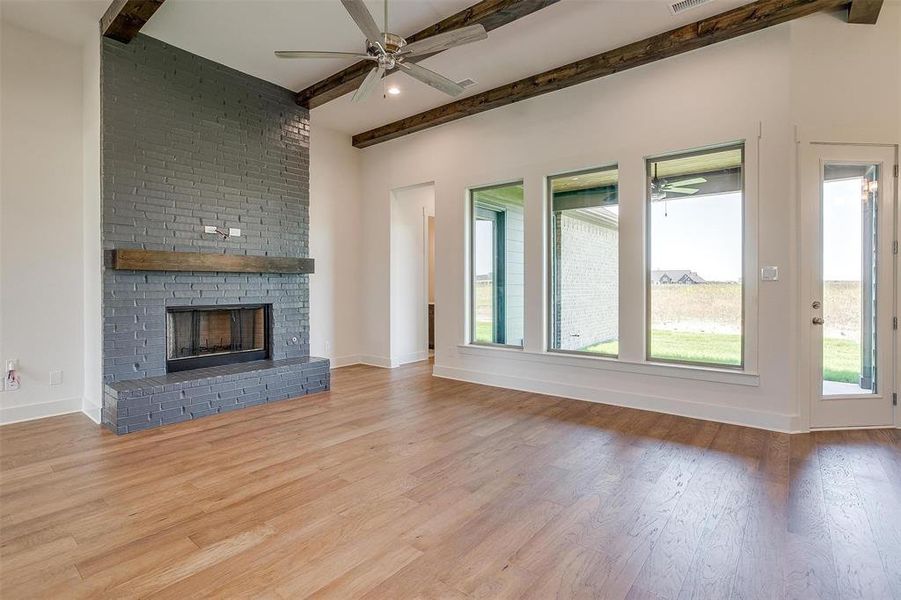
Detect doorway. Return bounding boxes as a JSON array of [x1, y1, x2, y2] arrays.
[[390, 183, 435, 366], [802, 143, 897, 428]]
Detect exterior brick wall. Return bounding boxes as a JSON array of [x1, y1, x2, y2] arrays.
[[556, 214, 618, 351]]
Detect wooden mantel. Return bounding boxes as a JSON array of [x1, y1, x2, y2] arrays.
[[111, 249, 314, 274]]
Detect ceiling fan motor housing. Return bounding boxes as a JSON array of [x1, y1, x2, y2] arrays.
[[380, 33, 407, 54]]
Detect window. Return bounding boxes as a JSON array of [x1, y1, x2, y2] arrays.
[[821, 162, 878, 394], [470, 182, 524, 346], [647, 144, 744, 367], [548, 166, 619, 356]]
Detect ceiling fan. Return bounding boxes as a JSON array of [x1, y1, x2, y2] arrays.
[[650, 164, 707, 201], [275, 0, 487, 102]]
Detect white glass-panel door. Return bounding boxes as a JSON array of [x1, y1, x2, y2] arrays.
[[803, 144, 896, 428]]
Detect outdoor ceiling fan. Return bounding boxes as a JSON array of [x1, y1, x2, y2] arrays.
[[275, 0, 487, 102], [650, 164, 707, 201]]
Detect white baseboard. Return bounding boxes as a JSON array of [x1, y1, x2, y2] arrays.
[[432, 364, 800, 433], [82, 397, 102, 424], [330, 354, 363, 368], [332, 352, 430, 370], [330, 354, 404, 369], [0, 396, 83, 426], [393, 351, 430, 366], [357, 355, 396, 369]]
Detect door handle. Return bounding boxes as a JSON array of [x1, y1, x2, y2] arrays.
[[812, 317, 825, 325]]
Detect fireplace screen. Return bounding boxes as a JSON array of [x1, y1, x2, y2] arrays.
[[166, 305, 270, 372]]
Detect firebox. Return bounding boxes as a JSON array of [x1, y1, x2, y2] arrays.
[[166, 305, 271, 372]]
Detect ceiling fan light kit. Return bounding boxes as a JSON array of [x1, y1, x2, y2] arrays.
[[275, 0, 486, 103]]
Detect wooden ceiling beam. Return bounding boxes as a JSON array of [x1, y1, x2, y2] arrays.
[[352, 0, 849, 148], [101, 0, 166, 44], [847, 0, 884, 24], [295, 0, 560, 109]]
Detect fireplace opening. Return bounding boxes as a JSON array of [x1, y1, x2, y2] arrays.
[[166, 305, 271, 372]]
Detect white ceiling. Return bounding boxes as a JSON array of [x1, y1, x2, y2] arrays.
[[2, 0, 758, 134], [1, 0, 108, 45], [143, 0, 478, 93]]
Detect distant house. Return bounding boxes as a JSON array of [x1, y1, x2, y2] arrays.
[[650, 270, 706, 285]]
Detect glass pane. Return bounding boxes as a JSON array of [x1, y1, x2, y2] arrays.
[[821, 163, 878, 396], [473, 218, 495, 343], [471, 183, 524, 346], [167, 307, 265, 359], [648, 145, 744, 367], [549, 166, 619, 355]]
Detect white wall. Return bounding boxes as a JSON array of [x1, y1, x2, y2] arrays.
[[791, 8, 900, 143], [0, 22, 86, 423], [309, 125, 364, 367], [82, 33, 102, 422], [390, 183, 435, 366], [351, 12, 900, 433]]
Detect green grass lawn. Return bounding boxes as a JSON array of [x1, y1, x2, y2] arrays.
[[586, 330, 741, 366], [821, 337, 862, 384], [586, 330, 861, 383], [474, 321, 493, 343]]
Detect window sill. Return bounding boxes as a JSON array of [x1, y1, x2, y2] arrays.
[[456, 344, 760, 387]]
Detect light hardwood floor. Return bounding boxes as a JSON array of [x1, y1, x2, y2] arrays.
[[1, 361, 899, 599]]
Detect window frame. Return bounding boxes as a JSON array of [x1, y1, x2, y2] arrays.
[[546, 163, 620, 359], [644, 142, 747, 370], [468, 181, 524, 348]]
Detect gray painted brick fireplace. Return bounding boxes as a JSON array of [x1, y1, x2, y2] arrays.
[[101, 35, 328, 434]]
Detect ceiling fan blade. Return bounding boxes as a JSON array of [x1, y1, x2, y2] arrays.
[[664, 187, 699, 194], [397, 62, 464, 97], [340, 0, 384, 49], [669, 177, 707, 186], [352, 66, 385, 102], [275, 51, 375, 59], [399, 24, 487, 57]]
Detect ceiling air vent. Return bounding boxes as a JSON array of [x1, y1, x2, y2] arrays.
[[669, 0, 713, 15], [458, 78, 477, 89]]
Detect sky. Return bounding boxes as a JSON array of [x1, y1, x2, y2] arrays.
[[822, 178, 864, 282], [474, 220, 494, 276], [650, 192, 743, 282]]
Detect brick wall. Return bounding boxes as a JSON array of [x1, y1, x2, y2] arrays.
[[555, 214, 618, 351], [102, 35, 311, 384]]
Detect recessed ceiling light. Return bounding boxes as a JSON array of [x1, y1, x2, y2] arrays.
[[387, 86, 401, 96]]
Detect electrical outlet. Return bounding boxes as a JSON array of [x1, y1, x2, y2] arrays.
[[5, 359, 20, 391], [50, 370, 63, 386], [204, 225, 218, 234], [324, 341, 331, 353], [228, 228, 241, 237]]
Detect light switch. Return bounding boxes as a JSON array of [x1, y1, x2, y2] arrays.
[[229, 228, 241, 237], [761, 266, 779, 281]]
